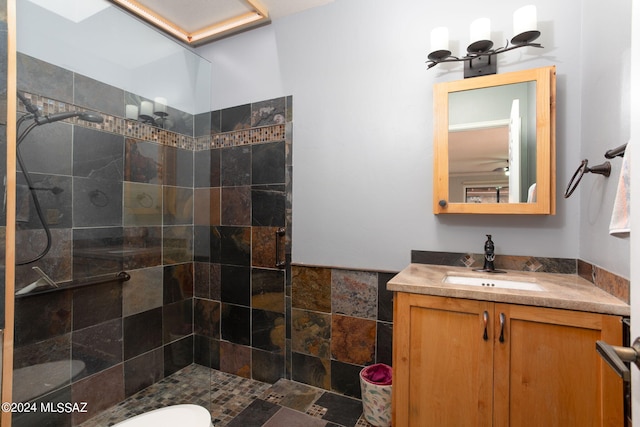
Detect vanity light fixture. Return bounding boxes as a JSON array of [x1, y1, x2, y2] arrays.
[[427, 5, 543, 78], [126, 97, 169, 128]]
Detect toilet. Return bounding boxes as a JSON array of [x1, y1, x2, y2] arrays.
[[112, 404, 213, 427]]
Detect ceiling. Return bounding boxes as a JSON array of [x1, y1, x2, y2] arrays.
[[448, 126, 510, 176], [108, 0, 335, 46]]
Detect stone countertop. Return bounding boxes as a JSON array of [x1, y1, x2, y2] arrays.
[[387, 264, 630, 316]]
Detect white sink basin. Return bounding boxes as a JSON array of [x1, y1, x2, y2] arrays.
[[443, 275, 544, 291]]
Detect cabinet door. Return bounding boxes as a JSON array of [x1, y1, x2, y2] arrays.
[[393, 293, 493, 426], [493, 304, 623, 427]]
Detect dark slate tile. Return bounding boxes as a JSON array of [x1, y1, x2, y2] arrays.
[[252, 185, 285, 227], [194, 335, 220, 370], [210, 263, 222, 300], [17, 53, 73, 103], [72, 281, 123, 330], [124, 139, 163, 184], [251, 97, 286, 127], [291, 352, 330, 390], [221, 265, 250, 306], [252, 268, 285, 313], [252, 309, 285, 352], [194, 262, 211, 299], [219, 340, 251, 377], [194, 298, 220, 339], [252, 349, 284, 384], [221, 303, 251, 346], [163, 263, 194, 304], [72, 227, 123, 279], [194, 149, 211, 188], [220, 226, 251, 266], [163, 186, 193, 225], [15, 228, 72, 285], [74, 74, 125, 117], [14, 289, 72, 347], [226, 398, 280, 427], [209, 226, 222, 263], [13, 385, 72, 427], [162, 299, 193, 344], [123, 226, 162, 269], [163, 146, 193, 188], [72, 176, 123, 227], [251, 226, 279, 269], [73, 127, 124, 180], [315, 390, 363, 426], [221, 145, 251, 186], [210, 110, 221, 134], [252, 141, 285, 185], [330, 360, 363, 399], [210, 148, 221, 186], [377, 272, 396, 322], [376, 321, 393, 366], [221, 186, 251, 225], [16, 120, 72, 175], [194, 187, 215, 226], [164, 335, 193, 376], [71, 364, 124, 425], [123, 182, 163, 226], [12, 333, 71, 372], [16, 173, 72, 229], [124, 347, 164, 398], [162, 225, 193, 265], [72, 319, 123, 380], [123, 307, 162, 360], [221, 104, 251, 132], [286, 95, 293, 122], [411, 250, 467, 266], [194, 225, 211, 262], [194, 111, 211, 138], [163, 107, 194, 136]]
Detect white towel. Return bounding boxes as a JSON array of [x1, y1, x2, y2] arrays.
[[609, 141, 631, 236]]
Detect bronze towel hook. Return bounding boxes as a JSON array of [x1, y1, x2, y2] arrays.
[[564, 159, 611, 198]]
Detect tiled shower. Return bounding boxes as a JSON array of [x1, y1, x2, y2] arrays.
[[11, 52, 297, 426]]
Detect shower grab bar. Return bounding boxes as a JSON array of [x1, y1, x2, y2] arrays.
[[605, 143, 627, 159], [275, 227, 286, 268], [15, 271, 130, 298]]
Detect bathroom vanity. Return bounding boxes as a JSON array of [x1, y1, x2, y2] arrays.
[[388, 264, 629, 426]]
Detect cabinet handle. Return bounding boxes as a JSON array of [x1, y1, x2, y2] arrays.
[[482, 311, 489, 341], [499, 313, 506, 343], [275, 227, 286, 268]]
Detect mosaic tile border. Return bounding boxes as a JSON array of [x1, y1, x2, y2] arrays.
[[19, 94, 288, 152]]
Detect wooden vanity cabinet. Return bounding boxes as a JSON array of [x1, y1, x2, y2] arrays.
[[392, 292, 623, 427]]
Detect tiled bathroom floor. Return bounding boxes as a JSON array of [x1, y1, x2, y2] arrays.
[[79, 365, 375, 427]]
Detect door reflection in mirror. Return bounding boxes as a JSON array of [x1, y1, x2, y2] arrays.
[[448, 81, 536, 204]]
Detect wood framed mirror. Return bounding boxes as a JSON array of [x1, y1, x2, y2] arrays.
[[433, 66, 556, 214]]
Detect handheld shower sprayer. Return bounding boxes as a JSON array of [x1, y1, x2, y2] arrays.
[[35, 111, 104, 125], [15, 92, 105, 265]]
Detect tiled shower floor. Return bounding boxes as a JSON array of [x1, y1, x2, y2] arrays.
[[79, 365, 375, 427]]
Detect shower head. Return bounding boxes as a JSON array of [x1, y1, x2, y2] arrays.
[[35, 111, 104, 125]]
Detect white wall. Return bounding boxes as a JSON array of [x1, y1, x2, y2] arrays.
[[197, 0, 631, 275]]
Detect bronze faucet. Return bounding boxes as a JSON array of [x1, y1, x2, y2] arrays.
[[474, 234, 506, 273]]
